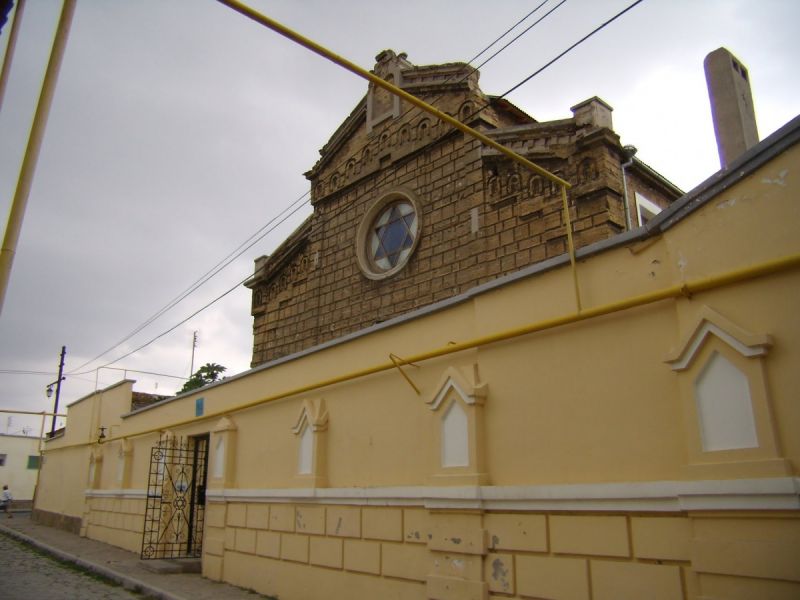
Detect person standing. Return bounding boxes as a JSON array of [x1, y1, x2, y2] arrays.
[[1, 485, 11, 518]]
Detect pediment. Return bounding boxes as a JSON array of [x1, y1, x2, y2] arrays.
[[292, 398, 329, 433], [427, 365, 488, 411], [665, 306, 772, 371], [305, 50, 490, 205], [212, 415, 237, 433]]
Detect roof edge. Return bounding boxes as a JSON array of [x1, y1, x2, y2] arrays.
[[136, 114, 800, 415]]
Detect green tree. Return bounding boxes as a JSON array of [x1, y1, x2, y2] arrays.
[[179, 363, 226, 394]]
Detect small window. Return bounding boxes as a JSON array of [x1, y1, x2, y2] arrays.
[[356, 191, 422, 280], [635, 192, 663, 226], [0, 454, 6, 466], [369, 201, 418, 272], [27, 455, 41, 470]]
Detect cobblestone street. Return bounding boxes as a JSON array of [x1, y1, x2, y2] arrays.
[[0, 532, 143, 600]]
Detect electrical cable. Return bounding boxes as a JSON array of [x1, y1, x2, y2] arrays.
[[68, 190, 310, 374], [315, 0, 565, 185], [466, 1, 552, 65], [495, 0, 646, 100], [473, 0, 567, 71], [87, 194, 311, 371], [451, 0, 646, 132], [73, 0, 624, 375]]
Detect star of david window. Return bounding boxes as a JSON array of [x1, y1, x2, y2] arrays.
[[370, 201, 417, 271], [356, 192, 422, 280]]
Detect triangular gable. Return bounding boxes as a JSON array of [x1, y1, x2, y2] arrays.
[[427, 365, 487, 411], [665, 306, 772, 371], [212, 416, 237, 433], [292, 398, 329, 434]]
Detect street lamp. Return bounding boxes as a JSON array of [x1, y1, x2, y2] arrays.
[[45, 346, 66, 437]]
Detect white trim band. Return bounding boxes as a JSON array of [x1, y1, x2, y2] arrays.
[[203, 477, 800, 512], [85, 489, 147, 499]]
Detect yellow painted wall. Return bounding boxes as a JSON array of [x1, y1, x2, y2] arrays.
[[34, 138, 800, 598]]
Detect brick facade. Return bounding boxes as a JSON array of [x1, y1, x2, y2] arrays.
[[246, 50, 681, 367]]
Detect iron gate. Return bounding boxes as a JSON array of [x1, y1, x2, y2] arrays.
[[141, 434, 208, 559]]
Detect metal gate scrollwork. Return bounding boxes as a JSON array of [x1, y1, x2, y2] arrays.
[[141, 434, 208, 559]]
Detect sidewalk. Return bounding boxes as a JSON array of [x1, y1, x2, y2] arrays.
[[0, 512, 270, 600]]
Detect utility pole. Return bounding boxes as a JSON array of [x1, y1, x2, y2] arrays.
[[46, 345, 66, 436], [190, 331, 198, 376]]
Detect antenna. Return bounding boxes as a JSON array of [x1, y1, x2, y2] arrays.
[[190, 331, 198, 376]]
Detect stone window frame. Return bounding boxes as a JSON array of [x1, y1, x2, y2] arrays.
[[355, 189, 422, 281], [665, 306, 789, 478], [426, 364, 489, 486], [291, 398, 329, 488], [209, 416, 237, 489]]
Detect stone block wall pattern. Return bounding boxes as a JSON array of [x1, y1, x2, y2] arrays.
[[246, 52, 681, 367], [187, 503, 800, 600]]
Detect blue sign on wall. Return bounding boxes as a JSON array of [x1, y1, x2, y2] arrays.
[[195, 397, 204, 417]]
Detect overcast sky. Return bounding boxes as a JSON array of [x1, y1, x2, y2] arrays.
[[1, 0, 798, 435]]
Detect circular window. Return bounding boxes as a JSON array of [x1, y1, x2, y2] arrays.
[[356, 191, 421, 280]]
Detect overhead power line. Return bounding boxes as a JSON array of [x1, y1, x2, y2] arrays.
[[83, 193, 311, 371], [69, 190, 310, 374], [453, 0, 645, 128], [467, 1, 553, 66], [310, 0, 565, 187], [473, 0, 568, 71], [496, 0, 647, 100], [83, 0, 643, 373]]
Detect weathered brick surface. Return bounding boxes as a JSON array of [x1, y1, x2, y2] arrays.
[[362, 507, 403, 541], [326, 505, 361, 538], [550, 515, 630, 557], [343, 539, 380, 574], [309, 536, 343, 569], [517, 554, 590, 600], [295, 505, 326, 535], [269, 504, 295, 532], [225, 503, 246, 527], [244, 503, 269, 530], [484, 513, 547, 552], [255, 530, 280, 558], [280, 533, 309, 563], [591, 560, 684, 600], [381, 542, 429, 582], [247, 52, 681, 368], [234, 527, 256, 554]]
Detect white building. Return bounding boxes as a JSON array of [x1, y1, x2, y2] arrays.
[[0, 433, 42, 502]]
